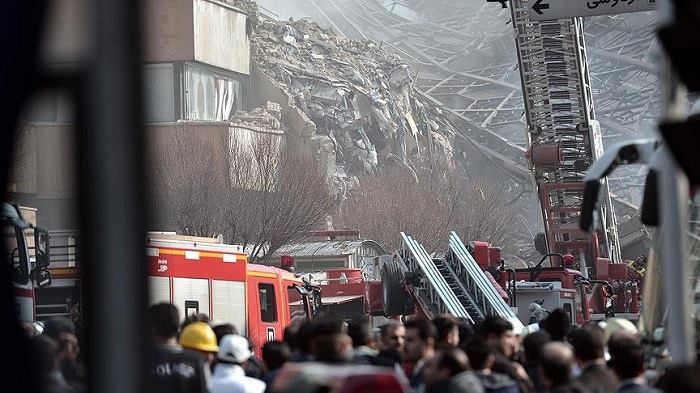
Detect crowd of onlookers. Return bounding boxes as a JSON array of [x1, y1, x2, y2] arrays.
[[25, 304, 700, 393]]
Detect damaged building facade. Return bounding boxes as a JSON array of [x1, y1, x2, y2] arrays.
[[241, 2, 459, 203]]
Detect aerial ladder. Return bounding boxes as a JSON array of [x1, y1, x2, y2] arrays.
[[509, 1, 622, 270], [381, 232, 523, 330]]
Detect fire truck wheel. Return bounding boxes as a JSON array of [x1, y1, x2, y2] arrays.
[[381, 259, 405, 317]]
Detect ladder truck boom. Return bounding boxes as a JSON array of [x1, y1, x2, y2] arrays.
[[509, 0, 622, 267]]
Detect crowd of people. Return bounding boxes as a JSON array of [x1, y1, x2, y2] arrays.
[[25, 304, 700, 393]]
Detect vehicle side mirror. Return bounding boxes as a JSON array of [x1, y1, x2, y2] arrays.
[[35, 227, 49, 268], [35, 269, 52, 288]]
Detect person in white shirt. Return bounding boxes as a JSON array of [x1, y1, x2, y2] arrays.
[[211, 335, 266, 393]]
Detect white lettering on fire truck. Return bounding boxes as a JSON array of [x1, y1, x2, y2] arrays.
[[157, 259, 168, 272]]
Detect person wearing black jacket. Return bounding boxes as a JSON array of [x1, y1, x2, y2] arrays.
[[569, 326, 618, 393], [147, 303, 210, 393]]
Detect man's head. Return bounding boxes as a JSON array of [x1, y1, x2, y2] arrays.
[[540, 308, 571, 342], [433, 315, 460, 350], [522, 330, 550, 365], [262, 341, 291, 372], [283, 324, 299, 352], [464, 337, 495, 372], [608, 332, 645, 380], [456, 318, 474, 350], [479, 316, 516, 358], [43, 317, 75, 340], [379, 321, 405, 352], [180, 313, 210, 332], [295, 320, 314, 355], [403, 318, 436, 363], [43, 317, 79, 362], [212, 323, 238, 344], [568, 325, 605, 365], [423, 348, 470, 388], [147, 303, 179, 342], [347, 318, 374, 349], [179, 321, 219, 364], [539, 341, 574, 388], [309, 318, 353, 363]]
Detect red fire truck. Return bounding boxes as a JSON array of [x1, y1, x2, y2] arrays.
[[146, 233, 319, 354], [3, 202, 52, 322]]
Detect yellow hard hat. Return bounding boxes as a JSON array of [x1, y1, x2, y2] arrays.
[[179, 322, 219, 353]]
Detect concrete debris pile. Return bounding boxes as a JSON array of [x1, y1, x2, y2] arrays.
[[232, 101, 284, 132], [229, 1, 457, 201]]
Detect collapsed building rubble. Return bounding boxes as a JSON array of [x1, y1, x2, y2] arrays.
[[228, 0, 457, 203]]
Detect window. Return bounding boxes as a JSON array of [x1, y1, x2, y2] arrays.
[[259, 283, 277, 323], [3, 222, 28, 285], [23, 90, 73, 124], [143, 64, 175, 123], [287, 285, 307, 324], [185, 63, 242, 121]]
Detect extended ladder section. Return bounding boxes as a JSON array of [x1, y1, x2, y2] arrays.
[[509, 0, 621, 264], [399, 233, 474, 323], [446, 232, 523, 331]]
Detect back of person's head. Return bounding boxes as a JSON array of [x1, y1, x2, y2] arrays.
[[296, 320, 314, 354], [436, 347, 470, 377], [656, 364, 700, 393], [262, 341, 291, 371], [404, 317, 437, 342], [478, 316, 512, 338], [147, 303, 180, 340], [309, 317, 352, 362], [522, 330, 551, 364], [464, 337, 493, 371], [346, 318, 373, 348], [540, 341, 574, 387], [568, 325, 605, 363], [180, 313, 210, 331], [456, 318, 474, 348], [283, 324, 299, 352], [433, 315, 459, 348], [540, 308, 571, 341], [212, 323, 238, 344], [608, 333, 645, 380], [43, 317, 75, 341], [30, 335, 59, 376]]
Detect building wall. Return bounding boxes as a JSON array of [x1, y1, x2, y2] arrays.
[[143, 0, 195, 63], [9, 124, 78, 230], [144, 0, 250, 75], [193, 0, 250, 74]]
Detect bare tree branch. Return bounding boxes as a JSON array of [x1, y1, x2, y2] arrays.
[[339, 163, 520, 254]]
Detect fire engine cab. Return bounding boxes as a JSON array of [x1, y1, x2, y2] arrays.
[[146, 233, 318, 354]]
